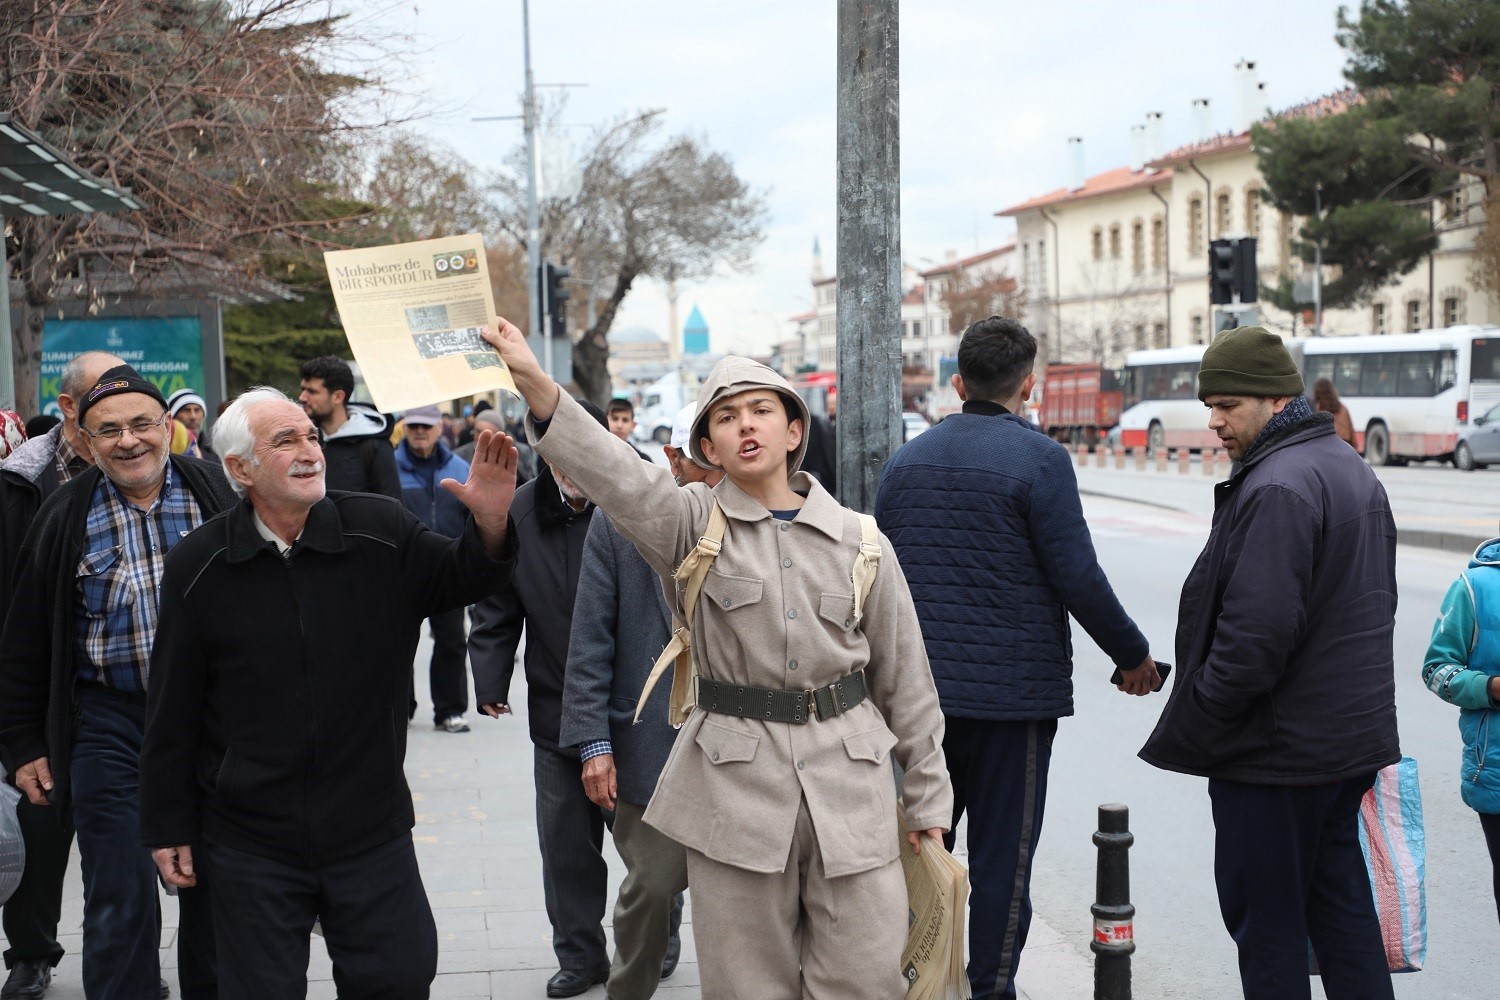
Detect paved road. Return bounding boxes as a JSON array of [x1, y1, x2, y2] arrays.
[[1030, 494, 1492, 999], [1075, 456, 1500, 548]]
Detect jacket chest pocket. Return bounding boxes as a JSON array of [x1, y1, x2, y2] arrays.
[[77, 547, 137, 624], [818, 592, 857, 633], [702, 570, 763, 613]]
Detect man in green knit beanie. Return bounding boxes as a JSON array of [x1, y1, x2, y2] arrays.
[[1194, 325, 1305, 462], [1139, 324, 1400, 998]]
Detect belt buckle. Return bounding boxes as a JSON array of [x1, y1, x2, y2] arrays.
[[812, 684, 840, 721]]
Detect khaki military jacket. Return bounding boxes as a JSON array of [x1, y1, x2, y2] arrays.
[[532, 393, 952, 877]]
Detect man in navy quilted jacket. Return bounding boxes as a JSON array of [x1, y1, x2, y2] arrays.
[[876, 316, 1160, 1000]]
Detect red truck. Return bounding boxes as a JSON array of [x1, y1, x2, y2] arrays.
[[1041, 363, 1123, 448]]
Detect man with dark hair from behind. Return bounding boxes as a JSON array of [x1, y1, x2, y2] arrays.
[[298, 356, 401, 499], [876, 315, 1161, 1000]]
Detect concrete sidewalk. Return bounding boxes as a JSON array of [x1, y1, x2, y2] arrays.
[[37, 637, 1094, 999]]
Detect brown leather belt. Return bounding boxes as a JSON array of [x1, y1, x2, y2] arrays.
[[697, 672, 869, 725]]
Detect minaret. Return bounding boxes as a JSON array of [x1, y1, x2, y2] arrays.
[[811, 237, 824, 280]]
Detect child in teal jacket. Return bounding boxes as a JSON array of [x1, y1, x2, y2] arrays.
[[1423, 536, 1500, 923]]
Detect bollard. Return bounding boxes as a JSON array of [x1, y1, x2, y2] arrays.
[[1113, 448, 1125, 470], [1202, 449, 1217, 477], [1095, 446, 1106, 468], [1091, 803, 1134, 1000], [1154, 448, 1167, 473], [1177, 448, 1190, 474], [1133, 447, 1146, 471], [1077, 443, 1088, 468]]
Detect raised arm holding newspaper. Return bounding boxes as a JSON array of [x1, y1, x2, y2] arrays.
[[482, 318, 952, 999]]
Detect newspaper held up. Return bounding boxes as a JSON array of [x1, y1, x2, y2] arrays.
[[324, 235, 515, 413], [899, 802, 972, 1000]]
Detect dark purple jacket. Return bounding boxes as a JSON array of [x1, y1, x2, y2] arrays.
[[1140, 412, 1401, 783]]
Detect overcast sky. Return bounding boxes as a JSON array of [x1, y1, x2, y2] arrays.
[[352, 1, 1356, 356]]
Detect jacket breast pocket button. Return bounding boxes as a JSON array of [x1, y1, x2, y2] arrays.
[[722, 598, 731, 607], [711, 750, 720, 761]]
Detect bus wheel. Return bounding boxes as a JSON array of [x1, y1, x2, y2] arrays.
[[1147, 422, 1165, 458], [652, 425, 672, 444], [1363, 423, 1391, 466]]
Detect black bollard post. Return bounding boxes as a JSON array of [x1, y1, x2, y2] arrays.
[[1091, 803, 1134, 1000]]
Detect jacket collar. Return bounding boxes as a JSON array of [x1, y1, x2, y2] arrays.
[[1231, 411, 1337, 480], [225, 496, 348, 563], [711, 470, 845, 542]]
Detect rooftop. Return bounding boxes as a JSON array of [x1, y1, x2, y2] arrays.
[[918, 243, 1016, 278], [996, 166, 1173, 217]]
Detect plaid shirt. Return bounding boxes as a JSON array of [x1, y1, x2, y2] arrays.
[[53, 431, 89, 485], [74, 462, 205, 694]]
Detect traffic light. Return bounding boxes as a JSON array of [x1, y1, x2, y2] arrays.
[[542, 261, 571, 338], [1208, 237, 1258, 305], [1209, 240, 1236, 305]]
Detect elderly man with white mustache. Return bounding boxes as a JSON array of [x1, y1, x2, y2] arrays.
[[0, 363, 236, 1000], [138, 387, 520, 1000]]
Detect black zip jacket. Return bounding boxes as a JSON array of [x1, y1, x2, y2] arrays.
[[138, 492, 515, 866], [1139, 412, 1401, 783], [0, 456, 236, 799], [469, 465, 594, 752]]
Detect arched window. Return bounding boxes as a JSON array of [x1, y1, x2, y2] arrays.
[[1244, 188, 1261, 238], [1108, 224, 1122, 260], [1131, 220, 1145, 275], [1215, 189, 1232, 237], [1188, 197, 1205, 256], [1091, 227, 1104, 261]]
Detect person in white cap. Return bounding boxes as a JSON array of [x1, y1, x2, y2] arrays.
[[167, 388, 212, 460]]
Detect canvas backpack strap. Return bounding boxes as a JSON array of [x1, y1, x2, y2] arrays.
[[634, 501, 730, 725], [850, 513, 882, 627]]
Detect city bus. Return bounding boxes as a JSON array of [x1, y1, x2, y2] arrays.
[[1114, 326, 1500, 464], [1300, 326, 1499, 465], [1115, 346, 1213, 455]]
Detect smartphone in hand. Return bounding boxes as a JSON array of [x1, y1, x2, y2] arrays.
[[1111, 660, 1172, 692]]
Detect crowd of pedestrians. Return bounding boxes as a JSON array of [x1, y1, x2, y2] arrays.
[[0, 316, 1490, 1000]]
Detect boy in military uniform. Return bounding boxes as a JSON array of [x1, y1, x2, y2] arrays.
[[483, 319, 951, 999]]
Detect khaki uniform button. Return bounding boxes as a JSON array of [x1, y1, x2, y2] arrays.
[[787, 609, 797, 620]]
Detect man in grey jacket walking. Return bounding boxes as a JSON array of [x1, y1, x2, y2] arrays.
[[559, 405, 719, 999]]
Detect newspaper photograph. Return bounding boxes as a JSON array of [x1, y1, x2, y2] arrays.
[[325, 234, 515, 412]]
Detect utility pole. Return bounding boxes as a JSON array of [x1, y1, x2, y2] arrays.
[[835, 0, 900, 513], [521, 0, 546, 374]]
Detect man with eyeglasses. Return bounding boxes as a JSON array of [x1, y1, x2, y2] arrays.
[[0, 365, 235, 1000]]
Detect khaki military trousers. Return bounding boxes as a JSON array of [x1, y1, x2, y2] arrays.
[[686, 797, 907, 999]]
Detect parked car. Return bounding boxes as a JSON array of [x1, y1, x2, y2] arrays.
[[902, 411, 931, 441], [1455, 401, 1500, 471]]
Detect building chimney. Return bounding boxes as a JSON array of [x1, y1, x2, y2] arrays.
[[1192, 98, 1212, 141], [1068, 136, 1085, 191], [1145, 112, 1165, 161], [1232, 59, 1260, 133], [1129, 124, 1146, 173]]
